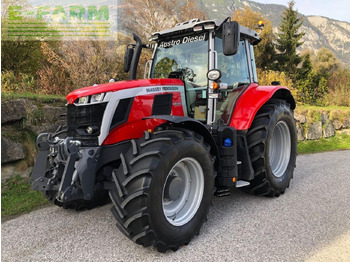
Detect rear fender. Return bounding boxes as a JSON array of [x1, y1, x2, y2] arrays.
[[229, 83, 295, 130]]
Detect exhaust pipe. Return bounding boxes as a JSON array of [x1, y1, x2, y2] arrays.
[[129, 33, 142, 80]]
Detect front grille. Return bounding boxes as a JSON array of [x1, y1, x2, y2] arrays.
[[67, 103, 107, 146], [110, 98, 133, 130]]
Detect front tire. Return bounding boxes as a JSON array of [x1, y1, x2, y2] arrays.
[[246, 99, 297, 197], [109, 129, 214, 252]]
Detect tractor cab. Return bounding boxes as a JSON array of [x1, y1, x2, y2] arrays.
[[126, 18, 261, 125]]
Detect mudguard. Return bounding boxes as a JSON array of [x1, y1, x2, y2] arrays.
[[144, 115, 219, 162], [229, 83, 295, 130]]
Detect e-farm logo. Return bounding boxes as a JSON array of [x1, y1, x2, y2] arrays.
[[6, 5, 110, 39]]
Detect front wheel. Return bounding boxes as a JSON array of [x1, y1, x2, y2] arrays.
[[109, 129, 214, 252], [246, 99, 297, 197]]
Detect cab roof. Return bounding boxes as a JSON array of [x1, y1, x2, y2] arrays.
[[151, 18, 261, 45]]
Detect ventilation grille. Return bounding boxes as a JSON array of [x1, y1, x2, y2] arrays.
[[110, 98, 134, 130], [66, 103, 107, 146], [152, 94, 173, 115]]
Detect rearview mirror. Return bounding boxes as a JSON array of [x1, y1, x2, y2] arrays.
[[124, 45, 134, 73], [222, 21, 240, 56]]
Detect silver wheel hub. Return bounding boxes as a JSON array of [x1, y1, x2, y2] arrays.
[[162, 157, 204, 226], [269, 121, 291, 178]]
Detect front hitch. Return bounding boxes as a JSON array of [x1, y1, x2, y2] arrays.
[[31, 133, 100, 202]]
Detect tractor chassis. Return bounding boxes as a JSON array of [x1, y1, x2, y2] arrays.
[[31, 119, 255, 204]]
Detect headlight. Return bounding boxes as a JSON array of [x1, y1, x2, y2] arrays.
[[207, 69, 222, 81], [78, 96, 88, 104], [204, 23, 215, 30], [90, 93, 105, 103]]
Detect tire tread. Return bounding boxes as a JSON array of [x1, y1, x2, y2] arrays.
[[109, 128, 213, 252]]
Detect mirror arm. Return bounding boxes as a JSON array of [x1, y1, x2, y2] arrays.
[[213, 17, 231, 37]]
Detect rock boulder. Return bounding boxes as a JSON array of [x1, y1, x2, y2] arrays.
[[296, 122, 305, 141], [306, 122, 322, 140], [1, 99, 33, 124], [294, 112, 307, 124], [333, 120, 343, 130], [323, 122, 335, 138], [1, 137, 26, 164]]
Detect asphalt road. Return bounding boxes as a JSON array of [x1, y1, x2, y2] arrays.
[[2, 150, 350, 262]]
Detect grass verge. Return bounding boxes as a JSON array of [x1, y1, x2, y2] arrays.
[[1, 92, 66, 106], [296, 104, 350, 112], [298, 134, 350, 154], [1, 175, 48, 218]]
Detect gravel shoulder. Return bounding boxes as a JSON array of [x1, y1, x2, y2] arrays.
[[2, 150, 350, 262]]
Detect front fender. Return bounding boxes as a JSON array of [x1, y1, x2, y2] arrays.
[[229, 83, 295, 130], [144, 115, 219, 163]]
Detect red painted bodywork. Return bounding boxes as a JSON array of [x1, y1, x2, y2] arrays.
[[66, 78, 184, 104], [66, 78, 292, 145], [102, 92, 185, 145], [229, 83, 291, 130]]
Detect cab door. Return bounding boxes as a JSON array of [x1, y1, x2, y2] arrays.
[[214, 36, 253, 125]]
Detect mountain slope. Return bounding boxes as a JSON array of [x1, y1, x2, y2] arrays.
[[198, 0, 350, 67]]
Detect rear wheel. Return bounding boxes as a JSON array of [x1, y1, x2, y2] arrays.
[[109, 129, 214, 252], [246, 99, 297, 197]]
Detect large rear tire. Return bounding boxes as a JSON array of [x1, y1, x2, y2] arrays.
[[246, 99, 297, 197], [109, 129, 214, 252]]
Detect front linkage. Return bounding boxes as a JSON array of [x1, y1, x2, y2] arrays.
[[31, 133, 100, 204]]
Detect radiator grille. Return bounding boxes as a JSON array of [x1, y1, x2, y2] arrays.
[[67, 103, 107, 146]]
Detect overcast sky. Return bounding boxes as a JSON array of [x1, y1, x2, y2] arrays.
[[252, 0, 350, 22]]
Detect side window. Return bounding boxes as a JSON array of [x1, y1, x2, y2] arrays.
[[186, 84, 207, 121], [215, 37, 251, 124], [215, 39, 250, 88]]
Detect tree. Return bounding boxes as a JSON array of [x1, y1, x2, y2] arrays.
[[232, 7, 276, 70], [296, 52, 312, 81], [1, 37, 43, 75], [296, 48, 343, 105], [37, 33, 131, 94], [275, 1, 305, 80], [313, 47, 340, 79], [297, 71, 328, 105], [325, 66, 350, 106], [1, 0, 60, 77], [120, 0, 207, 41]]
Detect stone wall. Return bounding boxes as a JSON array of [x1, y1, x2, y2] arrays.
[[1, 98, 66, 181], [294, 108, 350, 141]]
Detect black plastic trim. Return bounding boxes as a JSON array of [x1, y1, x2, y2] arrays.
[[152, 94, 173, 115], [236, 130, 254, 181], [110, 97, 134, 131]]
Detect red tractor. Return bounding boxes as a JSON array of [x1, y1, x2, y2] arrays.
[[32, 18, 297, 252]]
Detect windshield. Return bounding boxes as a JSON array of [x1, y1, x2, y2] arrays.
[[150, 33, 208, 88]]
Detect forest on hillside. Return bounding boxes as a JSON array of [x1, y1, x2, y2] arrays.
[[1, 0, 350, 106]]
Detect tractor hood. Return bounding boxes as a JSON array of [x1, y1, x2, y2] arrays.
[[66, 78, 184, 104]]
